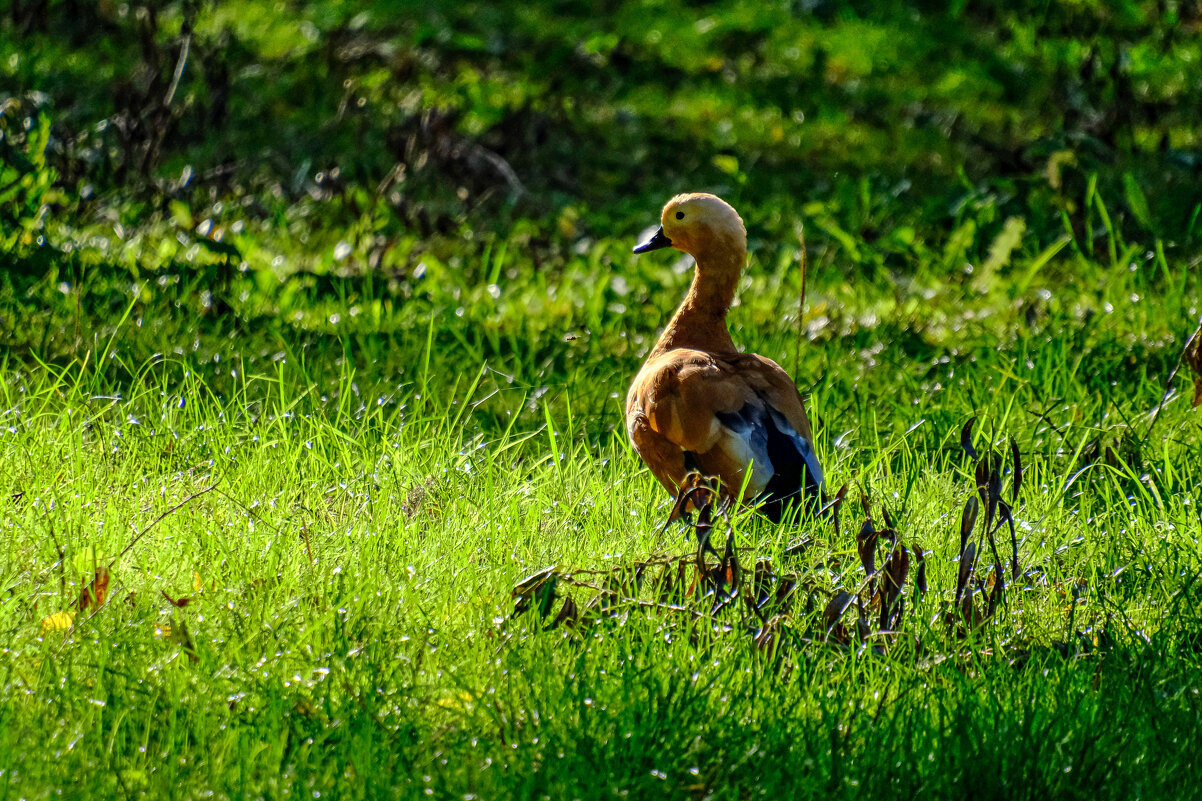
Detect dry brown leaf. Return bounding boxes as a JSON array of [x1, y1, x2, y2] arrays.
[[857, 519, 878, 577], [76, 567, 110, 613], [664, 472, 717, 527], [824, 590, 855, 644], [512, 566, 559, 618], [879, 547, 911, 631], [1185, 320, 1202, 407], [550, 596, 579, 630], [957, 542, 977, 603], [755, 614, 786, 652], [960, 416, 979, 459], [959, 496, 979, 558], [161, 590, 192, 608], [913, 545, 928, 595]]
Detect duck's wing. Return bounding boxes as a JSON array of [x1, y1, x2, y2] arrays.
[[626, 350, 752, 496], [626, 350, 823, 517], [718, 354, 824, 520]]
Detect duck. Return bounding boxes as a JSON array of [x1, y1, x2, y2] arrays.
[[626, 193, 823, 522]]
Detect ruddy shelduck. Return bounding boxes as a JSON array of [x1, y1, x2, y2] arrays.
[[626, 193, 823, 521]]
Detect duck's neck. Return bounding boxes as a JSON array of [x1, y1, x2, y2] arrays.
[[649, 245, 742, 358]]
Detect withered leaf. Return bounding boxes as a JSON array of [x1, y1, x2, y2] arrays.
[[960, 496, 979, 557], [982, 494, 1005, 596], [956, 542, 977, 604], [664, 472, 716, 528], [913, 545, 928, 595], [857, 519, 878, 577], [76, 567, 110, 613], [513, 565, 558, 596], [512, 567, 559, 618], [720, 528, 741, 594], [824, 590, 856, 643], [550, 596, 579, 630], [1010, 438, 1023, 502], [883, 547, 910, 596], [960, 416, 979, 459], [999, 501, 1020, 579], [975, 455, 1001, 536], [958, 593, 989, 632], [1180, 317, 1202, 408], [774, 575, 798, 612], [161, 590, 192, 608], [987, 563, 1005, 616], [879, 546, 910, 631], [856, 616, 873, 644], [694, 502, 719, 561], [755, 614, 786, 652], [743, 587, 768, 624], [822, 483, 849, 538]]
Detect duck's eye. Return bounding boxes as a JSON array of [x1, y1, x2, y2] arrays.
[[675, 211, 685, 220]]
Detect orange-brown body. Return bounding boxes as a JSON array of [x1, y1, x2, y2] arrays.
[[626, 194, 822, 520]]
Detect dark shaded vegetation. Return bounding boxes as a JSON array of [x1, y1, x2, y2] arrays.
[[5, 1, 1202, 281], [4, 1, 1201, 416]]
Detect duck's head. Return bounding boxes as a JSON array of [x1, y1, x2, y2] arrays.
[[633, 193, 746, 262]]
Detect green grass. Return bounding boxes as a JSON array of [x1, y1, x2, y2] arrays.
[[3, 223, 1201, 796], [4, 0, 1202, 796]]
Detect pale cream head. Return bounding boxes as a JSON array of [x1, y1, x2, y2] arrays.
[[658, 193, 747, 259]]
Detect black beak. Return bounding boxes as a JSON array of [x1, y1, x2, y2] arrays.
[[633, 227, 672, 254]]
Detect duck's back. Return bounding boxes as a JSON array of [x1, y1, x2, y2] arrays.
[[626, 348, 823, 519]]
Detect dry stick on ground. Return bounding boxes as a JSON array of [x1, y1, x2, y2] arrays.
[[110, 481, 220, 567]]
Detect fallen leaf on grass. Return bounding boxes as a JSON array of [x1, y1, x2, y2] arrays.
[[512, 566, 559, 618], [975, 455, 1001, 534], [819, 483, 849, 536], [664, 472, 717, 527], [161, 590, 192, 608], [76, 567, 110, 612], [40, 611, 74, 633]]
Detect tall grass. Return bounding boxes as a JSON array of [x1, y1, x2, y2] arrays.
[[2, 243, 1200, 795]]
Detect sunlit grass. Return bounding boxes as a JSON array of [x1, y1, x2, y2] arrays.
[[5, 0, 1202, 792], [2, 242, 1200, 795]]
